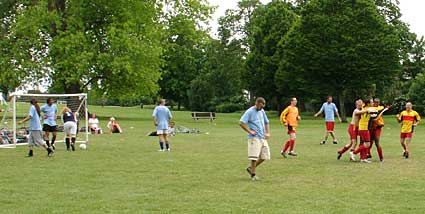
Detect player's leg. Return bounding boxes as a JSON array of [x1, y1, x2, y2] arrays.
[[43, 124, 51, 147], [158, 132, 165, 151], [400, 133, 407, 157], [322, 131, 329, 145], [329, 131, 337, 144], [374, 129, 384, 161], [51, 127, 57, 150], [247, 139, 262, 180], [404, 137, 412, 158], [164, 133, 170, 151], [288, 132, 297, 156], [281, 126, 292, 156]]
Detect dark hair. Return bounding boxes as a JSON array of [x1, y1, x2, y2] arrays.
[[326, 96, 332, 100], [30, 99, 41, 117], [46, 97, 53, 104]]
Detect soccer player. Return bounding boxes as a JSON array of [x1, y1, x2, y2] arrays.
[[315, 96, 342, 145], [368, 98, 388, 162], [280, 97, 301, 157], [61, 107, 78, 151], [337, 99, 366, 161], [350, 98, 377, 163], [153, 99, 173, 152], [240, 97, 270, 181], [18, 99, 54, 157], [397, 102, 421, 159], [40, 98, 58, 150]]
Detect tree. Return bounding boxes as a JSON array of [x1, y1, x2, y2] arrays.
[[1, 0, 163, 99], [159, 0, 213, 109], [408, 73, 425, 114], [276, 0, 400, 120], [245, 0, 297, 110]]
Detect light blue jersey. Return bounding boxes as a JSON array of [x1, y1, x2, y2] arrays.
[[29, 105, 42, 131], [240, 106, 269, 139], [40, 104, 57, 126], [320, 102, 338, 122], [153, 105, 172, 130]]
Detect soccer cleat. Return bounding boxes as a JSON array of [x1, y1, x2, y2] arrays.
[[405, 152, 409, 159], [251, 175, 260, 181], [367, 154, 372, 159], [288, 152, 298, 156], [26, 150, 34, 157], [337, 152, 342, 160], [246, 167, 252, 176], [158, 149, 164, 152], [51, 144, 56, 151], [47, 148, 54, 157], [320, 141, 326, 145], [349, 151, 356, 161], [380, 158, 384, 163], [167, 148, 170, 152], [333, 141, 338, 144], [360, 159, 372, 164], [280, 151, 287, 158], [71, 143, 75, 151]]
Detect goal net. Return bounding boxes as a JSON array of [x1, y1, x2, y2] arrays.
[[0, 93, 89, 148]]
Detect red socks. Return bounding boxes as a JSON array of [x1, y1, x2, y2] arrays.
[[282, 141, 290, 153], [353, 144, 365, 155], [339, 146, 350, 154], [377, 147, 384, 159], [289, 139, 295, 152]]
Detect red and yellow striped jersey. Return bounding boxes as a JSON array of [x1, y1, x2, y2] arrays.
[[398, 110, 421, 133]]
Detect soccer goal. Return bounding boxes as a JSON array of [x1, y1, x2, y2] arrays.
[[0, 93, 89, 148]]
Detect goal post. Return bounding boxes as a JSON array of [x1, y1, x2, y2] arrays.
[[0, 93, 89, 148]]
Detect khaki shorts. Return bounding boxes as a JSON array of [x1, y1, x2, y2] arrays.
[[28, 130, 46, 147], [248, 138, 270, 161]]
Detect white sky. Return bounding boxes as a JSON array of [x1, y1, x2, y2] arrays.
[[208, 0, 425, 39]]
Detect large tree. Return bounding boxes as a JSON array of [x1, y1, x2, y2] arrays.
[[1, 0, 163, 99], [245, 0, 297, 110], [276, 0, 400, 120]]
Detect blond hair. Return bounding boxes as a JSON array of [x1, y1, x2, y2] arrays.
[[62, 107, 71, 114]]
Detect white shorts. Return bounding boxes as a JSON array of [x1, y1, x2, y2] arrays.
[[28, 130, 46, 147], [248, 138, 271, 161], [64, 122, 77, 135], [156, 129, 169, 135]]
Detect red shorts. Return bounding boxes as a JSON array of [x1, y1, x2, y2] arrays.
[[371, 127, 382, 138], [400, 132, 413, 139], [326, 122, 335, 131], [287, 125, 296, 135], [358, 130, 371, 142], [347, 124, 358, 140]]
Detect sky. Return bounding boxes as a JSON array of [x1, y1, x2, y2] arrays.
[[208, 0, 425, 39]]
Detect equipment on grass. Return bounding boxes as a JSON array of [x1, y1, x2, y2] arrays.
[[0, 93, 89, 149], [79, 143, 87, 150]]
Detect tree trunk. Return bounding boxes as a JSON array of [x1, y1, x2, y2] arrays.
[[337, 91, 347, 122]]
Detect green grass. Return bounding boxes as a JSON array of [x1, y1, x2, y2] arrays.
[[1, 106, 425, 213]]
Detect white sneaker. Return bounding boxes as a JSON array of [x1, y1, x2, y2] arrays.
[[251, 175, 260, 181], [349, 151, 356, 161], [167, 148, 170, 152], [158, 149, 164, 152], [360, 159, 372, 164]]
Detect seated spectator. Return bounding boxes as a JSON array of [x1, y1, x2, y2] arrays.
[[88, 113, 103, 134], [168, 121, 175, 136], [107, 117, 122, 134]]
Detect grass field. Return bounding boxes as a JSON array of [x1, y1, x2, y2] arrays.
[[1, 105, 425, 213]]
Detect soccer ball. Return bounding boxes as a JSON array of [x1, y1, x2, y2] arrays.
[[79, 143, 87, 150]]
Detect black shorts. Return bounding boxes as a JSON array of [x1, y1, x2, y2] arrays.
[[43, 124, 58, 132]]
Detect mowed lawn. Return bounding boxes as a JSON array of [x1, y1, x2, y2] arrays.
[[1, 105, 425, 214]]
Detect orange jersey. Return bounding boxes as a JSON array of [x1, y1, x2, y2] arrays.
[[398, 110, 421, 133], [280, 106, 299, 127]]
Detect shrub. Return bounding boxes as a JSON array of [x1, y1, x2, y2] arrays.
[[215, 103, 243, 113]]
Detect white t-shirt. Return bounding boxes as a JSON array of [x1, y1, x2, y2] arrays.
[[89, 118, 99, 129]]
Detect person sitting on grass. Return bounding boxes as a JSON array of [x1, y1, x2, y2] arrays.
[[107, 117, 122, 134], [168, 121, 176, 136], [88, 113, 102, 134]]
